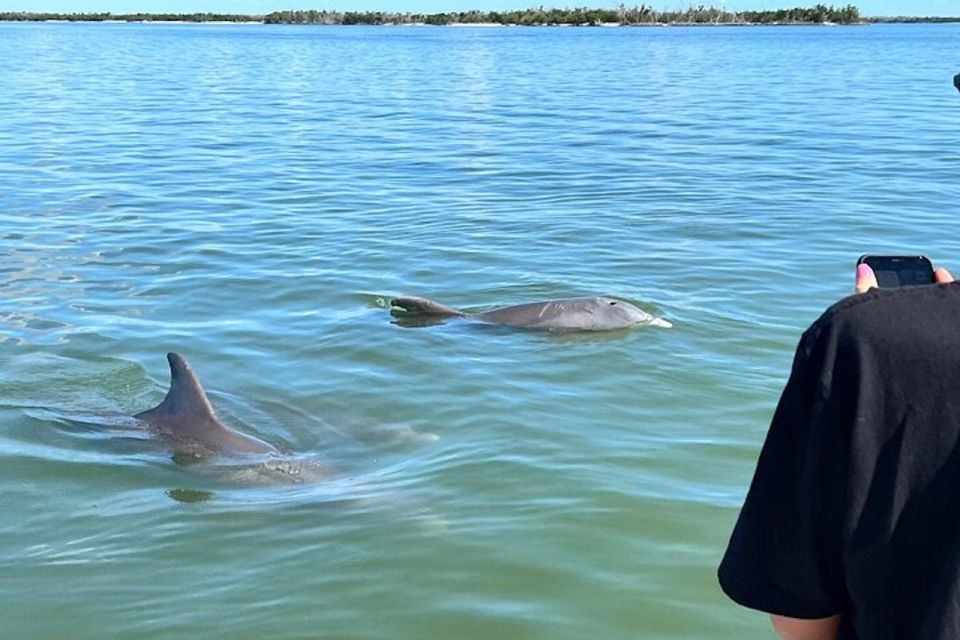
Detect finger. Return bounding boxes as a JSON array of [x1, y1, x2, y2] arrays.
[[934, 267, 954, 284], [855, 263, 878, 294]]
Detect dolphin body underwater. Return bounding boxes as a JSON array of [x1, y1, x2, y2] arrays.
[[390, 296, 672, 331], [135, 352, 278, 456]]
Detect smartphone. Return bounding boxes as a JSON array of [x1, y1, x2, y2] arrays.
[[857, 255, 934, 288]]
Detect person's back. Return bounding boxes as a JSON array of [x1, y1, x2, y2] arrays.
[[720, 281, 960, 639]]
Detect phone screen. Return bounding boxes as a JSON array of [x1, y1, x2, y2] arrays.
[[858, 255, 934, 288]]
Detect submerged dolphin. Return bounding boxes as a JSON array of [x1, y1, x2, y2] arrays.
[[390, 296, 672, 331], [135, 352, 278, 456]]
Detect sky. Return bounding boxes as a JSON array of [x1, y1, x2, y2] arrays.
[[0, 0, 955, 17]]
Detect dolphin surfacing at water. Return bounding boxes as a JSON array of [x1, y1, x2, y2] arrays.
[[390, 296, 672, 331], [135, 353, 278, 456]]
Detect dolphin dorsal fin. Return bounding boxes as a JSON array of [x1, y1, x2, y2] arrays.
[[146, 352, 217, 420]]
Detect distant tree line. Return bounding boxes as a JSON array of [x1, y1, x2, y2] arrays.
[[867, 15, 960, 23], [262, 5, 864, 25], [3, 5, 957, 26], [0, 12, 256, 22]]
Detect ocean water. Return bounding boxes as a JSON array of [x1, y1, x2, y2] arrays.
[[1, 21, 958, 639]]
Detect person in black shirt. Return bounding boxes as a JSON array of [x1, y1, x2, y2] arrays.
[[719, 262, 957, 640]]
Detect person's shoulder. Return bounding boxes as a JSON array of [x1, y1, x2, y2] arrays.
[[817, 282, 960, 324], [804, 283, 960, 346]]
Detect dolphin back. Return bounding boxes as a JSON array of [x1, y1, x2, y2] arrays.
[[476, 297, 670, 331]]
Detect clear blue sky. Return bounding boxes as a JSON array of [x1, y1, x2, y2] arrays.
[[0, 0, 955, 17]]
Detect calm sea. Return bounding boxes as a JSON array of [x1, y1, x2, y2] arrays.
[[1, 20, 958, 639]]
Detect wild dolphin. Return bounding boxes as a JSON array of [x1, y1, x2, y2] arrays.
[[135, 352, 278, 456], [390, 296, 672, 331]]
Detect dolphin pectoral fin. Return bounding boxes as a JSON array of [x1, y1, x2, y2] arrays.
[[650, 317, 673, 329], [390, 296, 465, 317]]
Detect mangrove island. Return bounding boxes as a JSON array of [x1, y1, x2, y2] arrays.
[[0, 5, 956, 27]]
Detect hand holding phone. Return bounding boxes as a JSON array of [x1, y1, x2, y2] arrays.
[[857, 255, 934, 288]]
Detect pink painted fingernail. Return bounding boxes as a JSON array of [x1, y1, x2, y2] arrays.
[[857, 264, 872, 278]]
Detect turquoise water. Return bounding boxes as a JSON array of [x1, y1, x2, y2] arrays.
[[1, 21, 959, 638]]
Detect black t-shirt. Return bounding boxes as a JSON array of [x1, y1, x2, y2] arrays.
[[719, 283, 960, 639]]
